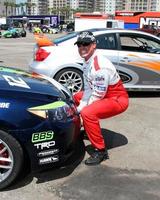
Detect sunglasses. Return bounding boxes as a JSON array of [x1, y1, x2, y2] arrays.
[[77, 42, 91, 47]]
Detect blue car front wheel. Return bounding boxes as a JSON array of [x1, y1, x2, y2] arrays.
[[0, 130, 24, 190]]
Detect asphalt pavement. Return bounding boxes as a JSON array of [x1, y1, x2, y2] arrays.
[[0, 31, 160, 200]]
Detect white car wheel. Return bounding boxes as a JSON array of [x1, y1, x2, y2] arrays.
[[55, 68, 83, 94]]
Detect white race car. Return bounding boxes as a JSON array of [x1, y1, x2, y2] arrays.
[[29, 29, 160, 93]]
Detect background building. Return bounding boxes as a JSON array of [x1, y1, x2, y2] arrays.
[[0, 0, 16, 17], [94, 0, 115, 15], [2, 0, 160, 18], [69, 0, 79, 10], [27, 0, 48, 15], [116, 0, 160, 12], [105, 0, 116, 15], [115, 0, 126, 11]]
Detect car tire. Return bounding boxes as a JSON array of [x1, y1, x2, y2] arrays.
[[21, 32, 26, 37], [0, 130, 24, 190], [54, 68, 84, 94]]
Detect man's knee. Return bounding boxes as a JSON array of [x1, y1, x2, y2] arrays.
[[81, 106, 95, 120]]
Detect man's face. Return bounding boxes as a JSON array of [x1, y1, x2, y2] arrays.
[[77, 42, 96, 61]]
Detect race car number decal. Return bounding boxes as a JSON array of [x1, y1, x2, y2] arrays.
[[2, 75, 30, 89]]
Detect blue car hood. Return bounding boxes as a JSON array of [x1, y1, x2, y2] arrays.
[[0, 66, 66, 98]]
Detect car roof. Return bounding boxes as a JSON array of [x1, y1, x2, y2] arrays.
[[54, 28, 160, 44]]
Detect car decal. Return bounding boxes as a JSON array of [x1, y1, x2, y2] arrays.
[[3, 75, 30, 89], [39, 155, 59, 165], [128, 60, 160, 72], [34, 141, 56, 150], [0, 66, 44, 81], [119, 63, 160, 85], [0, 66, 28, 75], [127, 53, 156, 58], [29, 101, 66, 110], [0, 102, 10, 108], [32, 130, 54, 143], [0, 66, 33, 77], [37, 149, 59, 157]]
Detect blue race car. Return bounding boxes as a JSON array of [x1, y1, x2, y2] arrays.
[[0, 66, 81, 190]]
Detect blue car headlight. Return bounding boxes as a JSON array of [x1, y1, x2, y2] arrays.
[[28, 100, 75, 122]]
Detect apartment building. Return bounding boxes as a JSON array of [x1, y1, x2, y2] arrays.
[[69, 0, 78, 9], [94, 0, 105, 12], [49, 0, 69, 9], [14, 0, 160, 16], [105, 0, 115, 15], [115, 0, 126, 11], [94, 0, 115, 14], [27, 0, 48, 15], [79, 0, 94, 12], [126, 0, 148, 11], [150, 0, 160, 11], [67, 0, 94, 12], [38, 0, 48, 14], [0, 0, 16, 17], [27, 0, 38, 15], [118, 0, 160, 11]]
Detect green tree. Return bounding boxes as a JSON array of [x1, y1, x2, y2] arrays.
[[19, 3, 25, 15], [25, 2, 36, 15], [15, 4, 20, 15], [4, 1, 10, 17], [9, 2, 16, 15]]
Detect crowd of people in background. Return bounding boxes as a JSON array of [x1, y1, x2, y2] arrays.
[[0, 21, 74, 36], [26, 22, 74, 34]]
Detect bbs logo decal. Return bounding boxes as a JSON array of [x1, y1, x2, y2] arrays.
[[32, 130, 54, 143]]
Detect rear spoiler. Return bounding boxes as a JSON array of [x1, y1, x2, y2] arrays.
[[34, 33, 54, 47]]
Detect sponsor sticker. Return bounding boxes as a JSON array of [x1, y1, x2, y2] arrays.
[[140, 17, 160, 28], [37, 149, 59, 157], [34, 141, 55, 150], [94, 85, 106, 91], [32, 130, 54, 143], [39, 156, 59, 165], [95, 74, 106, 85], [0, 102, 10, 108]]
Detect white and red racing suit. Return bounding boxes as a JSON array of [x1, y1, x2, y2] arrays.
[[73, 52, 129, 150]]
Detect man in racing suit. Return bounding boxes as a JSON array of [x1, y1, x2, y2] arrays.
[[73, 31, 129, 165]]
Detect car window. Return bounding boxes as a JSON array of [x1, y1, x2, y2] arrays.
[[119, 33, 160, 53], [54, 32, 78, 44], [96, 34, 117, 50]]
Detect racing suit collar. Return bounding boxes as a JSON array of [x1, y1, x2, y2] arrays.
[[84, 51, 96, 64]]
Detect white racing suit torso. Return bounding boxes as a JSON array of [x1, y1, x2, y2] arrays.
[[77, 52, 123, 112]]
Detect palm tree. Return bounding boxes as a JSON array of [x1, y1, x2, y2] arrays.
[[25, 2, 36, 15], [61, 6, 71, 21], [9, 2, 16, 16], [20, 3, 25, 15], [31, 3, 36, 15], [15, 4, 20, 15], [4, 1, 10, 17]]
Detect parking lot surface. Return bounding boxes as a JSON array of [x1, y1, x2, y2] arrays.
[[0, 32, 160, 200]]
